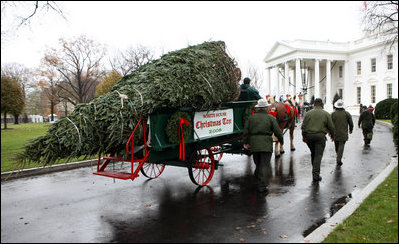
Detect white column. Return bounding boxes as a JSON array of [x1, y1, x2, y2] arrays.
[[314, 59, 320, 99], [275, 66, 280, 96], [284, 62, 289, 96], [266, 68, 271, 96], [295, 58, 301, 96], [344, 60, 350, 104], [326, 59, 332, 111]]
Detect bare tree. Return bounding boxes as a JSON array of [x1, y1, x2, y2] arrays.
[[36, 60, 62, 121], [43, 35, 107, 106], [246, 65, 264, 90], [109, 44, 154, 76], [1, 1, 66, 44], [362, 1, 398, 50]]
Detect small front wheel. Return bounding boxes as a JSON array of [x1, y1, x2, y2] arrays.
[[211, 145, 223, 161], [141, 163, 165, 179], [188, 148, 215, 186]]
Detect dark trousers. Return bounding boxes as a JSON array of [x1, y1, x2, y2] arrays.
[[305, 134, 326, 179], [252, 152, 272, 189], [362, 127, 373, 145], [334, 141, 346, 163]]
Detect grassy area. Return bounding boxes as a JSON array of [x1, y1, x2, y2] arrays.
[[1, 123, 95, 172], [379, 119, 392, 123], [323, 166, 398, 243]]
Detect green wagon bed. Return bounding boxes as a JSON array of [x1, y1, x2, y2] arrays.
[[93, 100, 255, 186]]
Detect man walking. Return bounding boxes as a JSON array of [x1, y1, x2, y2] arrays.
[[301, 98, 335, 182], [243, 99, 283, 194], [358, 105, 375, 147], [331, 99, 353, 166]]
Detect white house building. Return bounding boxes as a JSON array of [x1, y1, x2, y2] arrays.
[[264, 35, 398, 114]]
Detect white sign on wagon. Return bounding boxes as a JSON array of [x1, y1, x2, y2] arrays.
[[193, 108, 234, 139]]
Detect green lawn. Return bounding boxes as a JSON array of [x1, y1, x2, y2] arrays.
[[323, 166, 398, 243], [1, 123, 95, 172]]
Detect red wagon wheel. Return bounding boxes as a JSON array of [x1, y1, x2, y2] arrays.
[[188, 148, 215, 186], [141, 163, 165, 179], [211, 146, 223, 161]]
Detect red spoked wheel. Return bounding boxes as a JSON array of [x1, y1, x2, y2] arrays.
[[211, 146, 223, 161], [188, 148, 215, 186], [140, 163, 165, 179]]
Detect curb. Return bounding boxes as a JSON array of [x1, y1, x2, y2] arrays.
[[302, 156, 398, 243], [1, 159, 97, 181]]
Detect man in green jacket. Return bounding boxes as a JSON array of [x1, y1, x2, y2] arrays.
[[238, 77, 262, 101], [243, 98, 283, 194], [358, 105, 375, 147], [331, 99, 353, 166], [301, 98, 336, 182]]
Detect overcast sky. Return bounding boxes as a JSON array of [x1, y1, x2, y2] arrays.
[[1, 1, 365, 94]]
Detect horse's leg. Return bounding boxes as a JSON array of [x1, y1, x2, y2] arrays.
[[290, 128, 296, 151], [280, 141, 285, 154], [275, 141, 280, 157]]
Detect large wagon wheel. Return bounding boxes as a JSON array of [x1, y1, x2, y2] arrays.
[[211, 145, 223, 161], [141, 163, 165, 179], [188, 148, 215, 186]]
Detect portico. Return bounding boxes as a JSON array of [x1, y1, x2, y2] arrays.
[[264, 40, 349, 112]]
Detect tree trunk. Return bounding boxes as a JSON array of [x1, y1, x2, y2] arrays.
[[23, 113, 29, 123], [50, 101, 54, 122], [3, 112, 7, 129], [13, 114, 19, 124], [63, 101, 68, 117]]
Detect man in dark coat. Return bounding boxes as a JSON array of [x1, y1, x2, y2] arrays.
[[358, 105, 375, 147], [331, 99, 353, 166], [243, 98, 283, 194], [301, 98, 336, 182], [238, 77, 261, 101]]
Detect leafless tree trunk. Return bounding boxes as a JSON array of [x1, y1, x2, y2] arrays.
[[362, 1, 398, 51], [36, 60, 62, 121]]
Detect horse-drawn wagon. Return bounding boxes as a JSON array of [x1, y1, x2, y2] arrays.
[[93, 100, 255, 186]]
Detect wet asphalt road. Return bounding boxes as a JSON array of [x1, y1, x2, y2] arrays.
[[1, 117, 397, 243]]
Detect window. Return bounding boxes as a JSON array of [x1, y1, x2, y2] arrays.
[[338, 89, 343, 98], [387, 83, 392, 98], [371, 58, 376, 72], [357, 87, 361, 104], [339, 66, 343, 78], [371, 85, 376, 103], [387, 54, 393, 70], [357, 61, 361, 75]]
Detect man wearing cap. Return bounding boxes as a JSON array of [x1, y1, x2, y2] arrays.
[[243, 98, 283, 194], [238, 77, 262, 101], [358, 105, 375, 147], [331, 99, 353, 166], [301, 98, 335, 182]]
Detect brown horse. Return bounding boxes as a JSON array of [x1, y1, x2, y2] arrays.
[[267, 97, 296, 157]]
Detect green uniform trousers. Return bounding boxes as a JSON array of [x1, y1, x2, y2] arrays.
[[334, 141, 346, 163], [362, 128, 373, 145], [305, 134, 326, 179], [252, 152, 272, 190]]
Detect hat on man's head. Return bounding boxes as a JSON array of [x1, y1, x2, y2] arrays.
[[255, 98, 269, 108], [314, 98, 323, 104], [334, 99, 344, 109], [362, 105, 368, 109], [243, 77, 251, 84]]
